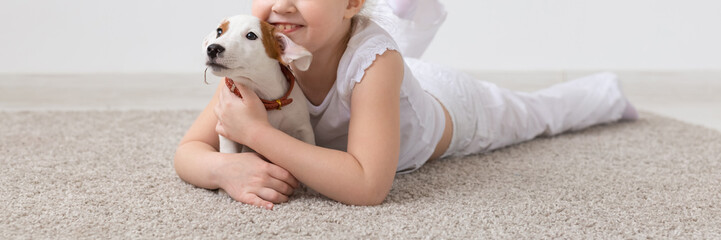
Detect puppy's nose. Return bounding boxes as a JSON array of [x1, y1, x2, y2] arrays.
[[207, 44, 225, 59]]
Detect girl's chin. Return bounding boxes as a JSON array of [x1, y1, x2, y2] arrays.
[[285, 35, 309, 49], [282, 32, 303, 44]]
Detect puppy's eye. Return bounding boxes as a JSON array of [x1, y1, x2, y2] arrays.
[[216, 28, 223, 38], [246, 32, 258, 40]]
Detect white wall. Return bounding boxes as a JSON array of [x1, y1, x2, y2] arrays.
[[427, 0, 721, 71], [1, 0, 720, 73]]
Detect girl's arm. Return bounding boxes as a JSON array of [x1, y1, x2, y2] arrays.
[[217, 50, 403, 206], [174, 82, 299, 210]]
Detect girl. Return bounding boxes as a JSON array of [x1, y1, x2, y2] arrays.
[[174, 0, 638, 210]]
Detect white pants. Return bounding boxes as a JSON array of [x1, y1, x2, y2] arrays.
[[408, 59, 627, 157], [382, 0, 629, 157]]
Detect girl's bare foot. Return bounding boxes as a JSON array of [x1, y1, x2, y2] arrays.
[[622, 99, 639, 121]]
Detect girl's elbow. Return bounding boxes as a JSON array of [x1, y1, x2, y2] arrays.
[[347, 184, 391, 206], [364, 194, 388, 206], [345, 193, 387, 206], [173, 150, 182, 172], [356, 172, 396, 205], [172, 151, 188, 181]]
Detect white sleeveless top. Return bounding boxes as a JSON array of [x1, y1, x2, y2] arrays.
[[307, 18, 446, 174]]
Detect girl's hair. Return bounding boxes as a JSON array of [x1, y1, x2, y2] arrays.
[[355, 0, 394, 26]]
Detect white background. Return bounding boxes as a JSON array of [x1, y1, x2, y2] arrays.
[[1, 0, 720, 73]]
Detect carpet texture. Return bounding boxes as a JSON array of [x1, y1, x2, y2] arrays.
[[1, 110, 720, 238]]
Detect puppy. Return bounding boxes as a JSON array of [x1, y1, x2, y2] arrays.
[[203, 15, 315, 154]]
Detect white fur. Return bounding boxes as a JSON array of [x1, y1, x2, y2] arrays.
[[203, 15, 315, 153]]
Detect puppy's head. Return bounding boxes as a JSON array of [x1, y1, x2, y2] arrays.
[[203, 15, 312, 78]]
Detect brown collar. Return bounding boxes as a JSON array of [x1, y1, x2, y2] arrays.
[[224, 63, 296, 111]]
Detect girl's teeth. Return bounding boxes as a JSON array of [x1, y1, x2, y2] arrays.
[[276, 24, 298, 31]]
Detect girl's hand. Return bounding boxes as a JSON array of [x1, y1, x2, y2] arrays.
[[216, 152, 300, 210], [215, 82, 270, 145]]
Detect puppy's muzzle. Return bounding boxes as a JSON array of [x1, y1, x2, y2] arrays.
[[207, 44, 225, 59]]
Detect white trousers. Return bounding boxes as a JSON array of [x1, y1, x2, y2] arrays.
[[381, 0, 629, 157], [408, 60, 628, 157]]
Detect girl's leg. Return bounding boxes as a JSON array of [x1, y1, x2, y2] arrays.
[[410, 57, 635, 157], [380, 0, 447, 58], [478, 72, 636, 152], [386, 0, 419, 20]]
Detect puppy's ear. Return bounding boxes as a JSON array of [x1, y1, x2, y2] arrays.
[[275, 33, 313, 71]]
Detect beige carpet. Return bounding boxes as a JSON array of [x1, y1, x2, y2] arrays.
[[1, 110, 720, 238]]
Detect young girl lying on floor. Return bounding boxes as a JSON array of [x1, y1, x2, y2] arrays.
[[174, 0, 638, 210]]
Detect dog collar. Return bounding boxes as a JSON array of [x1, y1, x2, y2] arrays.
[[224, 63, 296, 111]]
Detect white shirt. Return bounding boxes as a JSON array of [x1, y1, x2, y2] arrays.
[[307, 18, 446, 174]]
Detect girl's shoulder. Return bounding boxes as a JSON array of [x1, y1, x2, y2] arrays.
[[346, 17, 399, 52], [337, 18, 401, 95]]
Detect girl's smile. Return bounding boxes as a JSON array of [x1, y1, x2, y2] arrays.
[[252, 0, 356, 54], [271, 23, 304, 34]]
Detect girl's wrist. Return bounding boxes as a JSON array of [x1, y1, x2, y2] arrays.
[[245, 122, 273, 149], [209, 152, 231, 189]]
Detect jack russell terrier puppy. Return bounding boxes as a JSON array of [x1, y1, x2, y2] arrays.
[[203, 15, 315, 154]]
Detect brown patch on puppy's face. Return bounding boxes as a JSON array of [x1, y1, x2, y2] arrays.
[[260, 21, 284, 64], [218, 20, 230, 38]]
